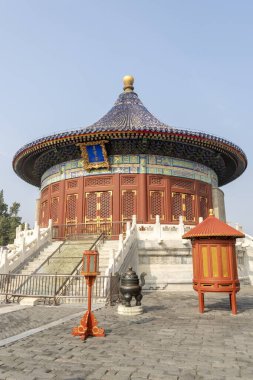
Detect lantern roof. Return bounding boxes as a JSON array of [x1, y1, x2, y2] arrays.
[[182, 210, 245, 239]]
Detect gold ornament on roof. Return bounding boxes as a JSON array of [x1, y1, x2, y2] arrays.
[[209, 209, 214, 216], [123, 75, 134, 92]]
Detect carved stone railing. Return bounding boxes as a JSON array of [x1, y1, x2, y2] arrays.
[[105, 216, 138, 276], [235, 232, 253, 285], [136, 215, 196, 242], [0, 220, 53, 274]]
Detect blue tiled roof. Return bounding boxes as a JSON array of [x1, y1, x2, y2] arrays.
[[12, 84, 247, 188], [83, 92, 171, 133]]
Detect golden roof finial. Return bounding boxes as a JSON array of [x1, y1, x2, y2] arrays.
[[123, 75, 134, 92], [209, 209, 214, 216]]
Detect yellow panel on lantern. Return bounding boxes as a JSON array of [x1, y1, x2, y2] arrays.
[[192, 247, 196, 277], [202, 247, 208, 277], [211, 246, 218, 277], [221, 247, 229, 277]]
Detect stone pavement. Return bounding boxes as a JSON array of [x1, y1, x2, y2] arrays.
[[0, 287, 252, 380]]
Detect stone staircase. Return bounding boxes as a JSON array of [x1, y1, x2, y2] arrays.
[[16, 235, 102, 276], [1, 235, 120, 305], [58, 238, 120, 305], [9, 235, 101, 305], [36, 236, 99, 275], [18, 241, 62, 275]]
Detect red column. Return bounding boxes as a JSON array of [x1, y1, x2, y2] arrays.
[[112, 174, 120, 236], [138, 174, 147, 223]]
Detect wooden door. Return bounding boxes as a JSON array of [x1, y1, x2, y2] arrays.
[[172, 192, 195, 222], [85, 191, 112, 233]]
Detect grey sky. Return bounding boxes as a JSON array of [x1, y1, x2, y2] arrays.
[[0, 1, 252, 233]]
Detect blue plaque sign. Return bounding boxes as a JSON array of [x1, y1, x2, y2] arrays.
[[86, 144, 104, 163], [78, 141, 109, 171]]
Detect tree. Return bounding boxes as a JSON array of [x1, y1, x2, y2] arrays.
[[0, 190, 8, 216], [0, 190, 22, 246]]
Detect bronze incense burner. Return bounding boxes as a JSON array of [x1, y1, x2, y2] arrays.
[[119, 267, 146, 307]]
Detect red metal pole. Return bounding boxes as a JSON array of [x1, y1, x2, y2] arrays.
[[87, 277, 92, 312]]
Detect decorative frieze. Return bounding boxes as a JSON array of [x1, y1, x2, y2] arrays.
[[41, 155, 218, 189]]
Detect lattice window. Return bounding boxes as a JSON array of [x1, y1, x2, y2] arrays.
[[86, 177, 112, 186], [150, 191, 164, 219], [100, 192, 112, 219], [172, 179, 194, 191], [86, 193, 97, 219], [52, 183, 59, 192], [67, 180, 78, 189], [199, 183, 207, 194], [121, 176, 136, 185], [122, 191, 136, 219], [150, 177, 162, 185], [41, 188, 49, 199], [200, 197, 208, 219], [172, 192, 182, 221], [185, 194, 194, 221], [66, 194, 77, 222], [40, 200, 49, 227], [51, 197, 59, 223]]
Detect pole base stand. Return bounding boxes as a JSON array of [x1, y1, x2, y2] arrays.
[[72, 310, 105, 340]]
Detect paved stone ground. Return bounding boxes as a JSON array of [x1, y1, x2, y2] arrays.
[[0, 286, 252, 380], [0, 305, 84, 341]]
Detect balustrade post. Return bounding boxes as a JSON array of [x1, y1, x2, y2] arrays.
[[155, 215, 161, 241], [126, 221, 131, 237], [178, 215, 185, 237], [34, 222, 40, 246], [16, 225, 21, 240], [48, 219, 53, 241], [118, 234, 123, 250], [5, 272, 11, 303], [21, 236, 26, 259]]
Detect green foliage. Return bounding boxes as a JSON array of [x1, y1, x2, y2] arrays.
[[0, 190, 22, 246]]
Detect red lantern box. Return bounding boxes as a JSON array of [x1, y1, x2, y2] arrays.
[[81, 249, 100, 276], [183, 210, 245, 314], [72, 250, 105, 339]]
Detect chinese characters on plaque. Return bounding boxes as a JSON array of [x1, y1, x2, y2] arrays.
[[78, 141, 109, 171]]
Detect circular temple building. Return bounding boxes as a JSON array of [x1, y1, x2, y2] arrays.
[[13, 76, 247, 238]]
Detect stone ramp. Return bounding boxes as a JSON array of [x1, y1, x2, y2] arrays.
[[36, 237, 99, 275]]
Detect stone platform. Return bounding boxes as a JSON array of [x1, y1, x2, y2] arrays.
[[0, 287, 252, 379]]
